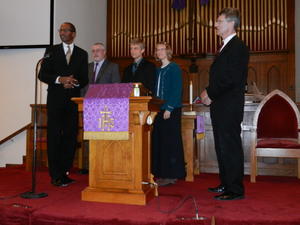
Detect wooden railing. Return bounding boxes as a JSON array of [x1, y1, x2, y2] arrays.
[[0, 123, 31, 146]]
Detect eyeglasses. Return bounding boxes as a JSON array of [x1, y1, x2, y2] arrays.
[[58, 29, 74, 33], [215, 20, 226, 24], [92, 49, 105, 53], [156, 48, 166, 52]]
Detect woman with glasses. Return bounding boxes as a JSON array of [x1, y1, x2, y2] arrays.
[[151, 42, 186, 186]]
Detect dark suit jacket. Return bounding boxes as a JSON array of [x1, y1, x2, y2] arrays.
[[38, 43, 88, 106], [122, 58, 156, 94], [81, 59, 120, 96], [207, 35, 249, 122]]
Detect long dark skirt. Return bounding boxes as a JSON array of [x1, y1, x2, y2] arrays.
[[151, 108, 186, 179]]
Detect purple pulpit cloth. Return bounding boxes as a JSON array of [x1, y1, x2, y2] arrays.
[[83, 83, 133, 140], [196, 115, 205, 139], [196, 115, 205, 133]]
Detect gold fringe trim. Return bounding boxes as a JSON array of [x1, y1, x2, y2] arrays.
[[196, 133, 205, 140], [84, 131, 129, 140]]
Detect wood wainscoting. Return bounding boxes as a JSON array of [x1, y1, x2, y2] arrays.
[[112, 51, 295, 102], [26, 101, 300, 179]]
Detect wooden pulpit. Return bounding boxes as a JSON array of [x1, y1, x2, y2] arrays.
[[72, 96, 162, 205]]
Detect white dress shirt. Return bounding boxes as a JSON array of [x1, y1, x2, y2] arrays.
[[220, 33, 236, 52], [55, 42, 75, 84], [93, 59, 105, 82]]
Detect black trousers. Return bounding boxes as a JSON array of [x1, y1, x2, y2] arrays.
[[46, 101, 78, 180], [151, 108, 186, 179], [211, 108, 245, 195]]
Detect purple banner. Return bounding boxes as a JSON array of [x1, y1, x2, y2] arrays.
[[172, 0, 209, 10], [83, 83, 133, 140], [172, 0, 186, 10], [200, 0, 209, 5]]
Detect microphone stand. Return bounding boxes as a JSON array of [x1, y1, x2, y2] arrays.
[[176, 196, 207, 221], [21, 57, 48, 199]]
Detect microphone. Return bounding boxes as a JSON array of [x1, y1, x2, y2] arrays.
[[36, 54, 49, 74], [36, 51, 52, 74], [43, 52, 51, 59]]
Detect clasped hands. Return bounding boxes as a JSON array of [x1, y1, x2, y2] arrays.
[[59, 75, 78, 89], [163, 110, 171, 120]]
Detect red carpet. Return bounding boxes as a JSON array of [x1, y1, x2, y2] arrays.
[[1, 166, 300, 225]]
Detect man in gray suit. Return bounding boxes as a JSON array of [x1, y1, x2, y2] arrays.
[[80, 42, 120, 173], [81, 42, 120, 96]]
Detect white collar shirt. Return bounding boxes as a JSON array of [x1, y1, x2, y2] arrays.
[[220, 33, 236, 52], [94, 59, 105, 81], [62, 42, 74, 54]]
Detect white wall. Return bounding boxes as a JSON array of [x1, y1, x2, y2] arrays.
[[0, 49, 45, 167], [296, 1, 300, 101], [0, 0, 107, 167], [53, 0, 107, 59]]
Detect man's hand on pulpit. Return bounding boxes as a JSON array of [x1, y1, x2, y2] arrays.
[[200, 89, 212, 106]]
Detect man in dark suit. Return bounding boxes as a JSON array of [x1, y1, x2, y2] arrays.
[[200, 8, 249, 200], [81, 42, 120, 96], [122, 39, 156, 94], [38, 22, 88, 187]]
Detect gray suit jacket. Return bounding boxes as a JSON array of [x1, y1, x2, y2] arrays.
[[81, 59, 120, 96]]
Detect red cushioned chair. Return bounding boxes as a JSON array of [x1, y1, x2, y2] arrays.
[[250, 89, 300, 182]]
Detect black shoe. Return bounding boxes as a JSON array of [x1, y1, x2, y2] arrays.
[[78, 169, 89, 174], [51, 178, 68, 187], [62, 175, 75, 184], [156, 178, 177, 187], [214, 192, 244, 201], [208, 185, 225, 193]]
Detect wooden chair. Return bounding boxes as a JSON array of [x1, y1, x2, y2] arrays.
[[250, 89, 300, 182]]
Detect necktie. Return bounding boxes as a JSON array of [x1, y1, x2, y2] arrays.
[[92, 62, 99, 83], [215, 40, 224, 59], [218, 40, 224, 53], [132, 62, 138, 74], [66, 45, 72, 64]]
